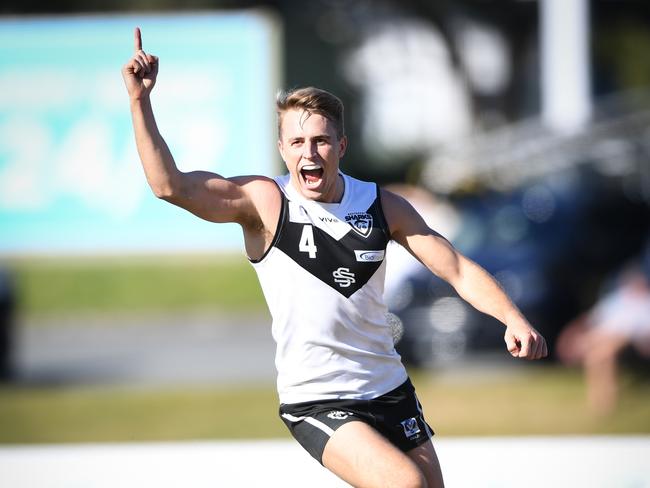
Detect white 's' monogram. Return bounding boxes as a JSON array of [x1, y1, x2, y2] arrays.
[[332, 267, 356, 288]]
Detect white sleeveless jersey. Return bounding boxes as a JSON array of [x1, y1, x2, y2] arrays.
[[250, 173, 408, 404]]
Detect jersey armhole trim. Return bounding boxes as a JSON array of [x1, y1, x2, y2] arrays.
[[375, 184, 392, 240], [249, 183, 287, 264]]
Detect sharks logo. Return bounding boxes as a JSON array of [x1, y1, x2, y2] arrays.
[[345, 212, 373, 238]]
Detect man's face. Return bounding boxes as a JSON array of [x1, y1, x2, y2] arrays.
[[278, 108, 347, 203]]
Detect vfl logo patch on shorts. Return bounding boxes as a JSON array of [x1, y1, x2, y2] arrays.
[[400, 417, 421, 439]]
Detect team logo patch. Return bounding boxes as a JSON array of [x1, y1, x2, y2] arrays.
[[345, 212, 373, 238], [354, 250, 385, 262], [400, 417, 421, 439], [332, 267, 356, 288], [327, 411, 353, 420]]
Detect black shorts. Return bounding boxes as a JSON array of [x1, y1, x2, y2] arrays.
[[279, 378, 434, 464]]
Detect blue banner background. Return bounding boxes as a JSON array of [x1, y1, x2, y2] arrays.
[[0, 13, 279, 255]]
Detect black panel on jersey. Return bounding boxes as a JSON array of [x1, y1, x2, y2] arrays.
[[275, 195, 390, 299]]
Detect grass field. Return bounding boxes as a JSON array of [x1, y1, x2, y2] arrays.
[[1, 367, 648, 444], [1, 256, 649, 444], [3, 254, 266, 318]]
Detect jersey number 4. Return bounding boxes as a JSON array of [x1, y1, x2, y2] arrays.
[[299, 225, 318, 258]]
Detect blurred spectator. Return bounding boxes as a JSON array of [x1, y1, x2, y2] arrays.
[[556, 250, 650, 415]]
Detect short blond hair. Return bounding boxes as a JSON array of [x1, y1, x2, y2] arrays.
[[276, 86, 345, 139]]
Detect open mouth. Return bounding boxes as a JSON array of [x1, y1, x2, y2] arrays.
[[300, 164, 324, 188]]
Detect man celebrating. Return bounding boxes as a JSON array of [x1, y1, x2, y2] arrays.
[[123, 27, 547, 488]]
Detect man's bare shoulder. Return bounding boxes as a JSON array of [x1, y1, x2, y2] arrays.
[[229, 175, 281, 205], [229, 174, 277, 186], [379, 187, 412, 220], [379, 186, 435, 241], [228, 175, 282, 230]]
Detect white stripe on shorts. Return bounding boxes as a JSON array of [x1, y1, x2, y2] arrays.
[[281, 413, 335, 437]]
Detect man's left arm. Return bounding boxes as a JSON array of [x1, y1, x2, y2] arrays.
[[381, 188, 548, 360]]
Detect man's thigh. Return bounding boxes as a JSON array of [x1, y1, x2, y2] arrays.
[[407, 439, 445, 488], [322, 420, 428, 488]]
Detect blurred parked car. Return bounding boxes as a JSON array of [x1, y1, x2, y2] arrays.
[[388, 167, 650, 366]]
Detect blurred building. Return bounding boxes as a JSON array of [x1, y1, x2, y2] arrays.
[[2, 0, 649, 363]]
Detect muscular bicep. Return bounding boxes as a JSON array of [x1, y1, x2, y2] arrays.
[[163, 171, 268, 225], [381, 188, 462, 284]]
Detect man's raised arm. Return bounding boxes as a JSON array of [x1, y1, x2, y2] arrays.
[[381, 188, 548, 360], [121, 27, 268, 225]]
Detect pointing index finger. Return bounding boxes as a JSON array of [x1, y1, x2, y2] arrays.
[[134, 27, 142, 52]]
